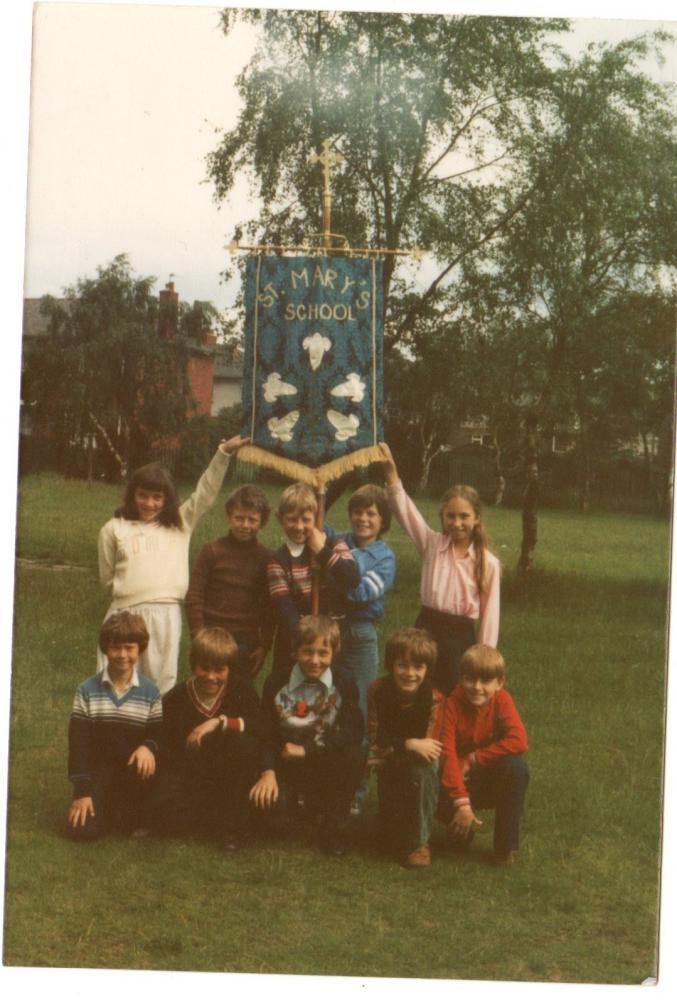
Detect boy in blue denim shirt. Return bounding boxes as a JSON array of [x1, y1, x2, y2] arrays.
[[325, 484, 396, 809]]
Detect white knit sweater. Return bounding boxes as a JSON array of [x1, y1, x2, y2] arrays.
[[98, 448, 230, 608]]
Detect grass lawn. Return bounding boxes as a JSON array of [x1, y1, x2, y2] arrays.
[[3, 470, 671, 982]]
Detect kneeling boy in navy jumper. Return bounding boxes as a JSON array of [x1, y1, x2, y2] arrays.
[[160, 627, 260, 851], [249, 615, 364, 855], [67, 612, 162, 840], [368, 627, 444, 869], [439, 644, 529, 865]]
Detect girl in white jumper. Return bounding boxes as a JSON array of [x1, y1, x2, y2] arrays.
[[97, 436, 248, 693]]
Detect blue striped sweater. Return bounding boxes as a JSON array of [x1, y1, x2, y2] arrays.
[[68, 670, 163, 798], [325, 528, 396, 622]]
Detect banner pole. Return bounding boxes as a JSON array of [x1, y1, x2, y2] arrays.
[[311, 484, 326, 616]]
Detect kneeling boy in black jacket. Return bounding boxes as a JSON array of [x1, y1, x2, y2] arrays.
[[249, 615, 364, 855]]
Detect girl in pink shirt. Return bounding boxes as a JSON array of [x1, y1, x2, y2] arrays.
[[378, 443, 500, 695]]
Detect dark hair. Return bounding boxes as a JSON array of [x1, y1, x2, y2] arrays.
[[99, 612, 150, 654], [115, 463, 182, 528], [189, 627, 238, 670], [384, 627, 437, 674], [459, 644, 506, 682], [295, 615, 341, 655], [225, 484, 271, 527], [348, 484, 391, 534], [439, 484, 494, 593]]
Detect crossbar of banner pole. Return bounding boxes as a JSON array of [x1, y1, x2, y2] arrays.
[[227, 239, 424, 260]]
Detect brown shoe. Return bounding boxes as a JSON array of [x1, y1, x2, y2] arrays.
[[404, 844, 431, 868]]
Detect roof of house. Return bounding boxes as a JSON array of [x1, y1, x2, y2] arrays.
[[214, 348, 244, 379], [23, 298, 55, 339]]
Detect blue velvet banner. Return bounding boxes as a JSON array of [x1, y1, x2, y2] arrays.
[[242, 255, 384, 468]]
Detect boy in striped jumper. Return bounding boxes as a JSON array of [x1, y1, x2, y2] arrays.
[[267, 483, 360, 682], [67, 612, 163, 840]]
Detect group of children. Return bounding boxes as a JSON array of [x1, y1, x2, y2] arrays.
[[67, 435, 529, 868]]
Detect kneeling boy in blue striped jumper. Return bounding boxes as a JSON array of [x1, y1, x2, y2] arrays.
[[66, 611, 163, 840]]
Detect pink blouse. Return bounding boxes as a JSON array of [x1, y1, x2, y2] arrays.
[[386, 481, 500, 647]]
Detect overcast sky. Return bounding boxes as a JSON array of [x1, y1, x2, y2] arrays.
[[2, 3, 677, 999], [18, 0, 677, 314]]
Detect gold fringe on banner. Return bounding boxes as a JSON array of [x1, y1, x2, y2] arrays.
[[235, 445, 318, 485], [315, 445, 384, 487], [235, 444, 384, 489]]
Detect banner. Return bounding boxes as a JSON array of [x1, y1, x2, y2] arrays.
[[241, 255, 384, 474]]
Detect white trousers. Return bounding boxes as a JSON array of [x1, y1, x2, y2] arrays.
[[96, 602, 183, 695]]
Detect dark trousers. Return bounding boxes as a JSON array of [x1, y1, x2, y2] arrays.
[[377, 756, 439, 855], [263, 743, 366, 835], [67, 763, 154, 841], [415, 607, 475, 695], [440, 755, 530, 854], [154, 734, 258, 839]]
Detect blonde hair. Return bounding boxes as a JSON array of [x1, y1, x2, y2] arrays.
[[459, 644, 506, 682], [439, 484, 493, 593], [278, 482, 318, 517], [189, 628, 238, 670]]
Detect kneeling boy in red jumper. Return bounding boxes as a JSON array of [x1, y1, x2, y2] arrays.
[[439, 644, 529, 865]]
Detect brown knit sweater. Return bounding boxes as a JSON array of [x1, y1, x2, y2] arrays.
[[185, 534, 274, 649]]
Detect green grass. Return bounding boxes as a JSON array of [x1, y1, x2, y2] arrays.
[[4, 471, 670, 981]]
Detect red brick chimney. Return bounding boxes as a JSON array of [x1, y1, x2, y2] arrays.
[[158, 280, 179, 341]]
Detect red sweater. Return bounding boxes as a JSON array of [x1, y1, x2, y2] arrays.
[[440, 686, 528, 807]]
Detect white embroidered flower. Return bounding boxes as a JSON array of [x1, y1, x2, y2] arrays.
[[330, 372, 366, 403], [327, 409, 360, 442], [303, 332, 332, 370], [268, 410, 300, 443], [262, 372, 298, 403]]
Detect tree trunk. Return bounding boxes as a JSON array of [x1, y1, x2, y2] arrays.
[[640, 430, 661, 514], [491, 434, 506, 506], [579, 426, 591, 513], [518, 412, 539, 573], [415, 435, 441, 494]]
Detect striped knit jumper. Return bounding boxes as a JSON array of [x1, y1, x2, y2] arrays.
[[68, 669, 163, 799]]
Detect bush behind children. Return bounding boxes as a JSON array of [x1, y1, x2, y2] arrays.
[[66, 441, 528, 867]]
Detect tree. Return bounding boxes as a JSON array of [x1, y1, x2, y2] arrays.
[[208, 9, 570, 319], [470, 35, 677, 557], [23, 255, 195, 478], [208, 10, 677, 566]]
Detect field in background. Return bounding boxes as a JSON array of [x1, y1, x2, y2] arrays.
[[3, 471, 670, 981]]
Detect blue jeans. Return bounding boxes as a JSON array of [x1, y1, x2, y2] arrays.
[[337, 620, 379, 802], [377, 757, 439, 854], [440, 755, 529, 855], [337, 620, 379, 724]]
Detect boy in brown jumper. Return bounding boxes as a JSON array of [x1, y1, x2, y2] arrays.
[[186, 484, 274, 676]]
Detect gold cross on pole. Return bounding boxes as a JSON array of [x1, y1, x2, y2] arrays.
[[309, 139, 344, 192], [309, 139, 345, 250]]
